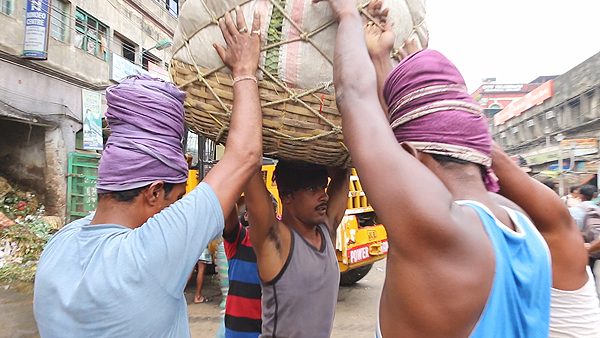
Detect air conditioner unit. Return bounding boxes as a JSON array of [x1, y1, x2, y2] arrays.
[[512, 127, 519, 134], [500, 132, 506, 138], [526, 119, 534, 127], [546, 111, 555, 119]]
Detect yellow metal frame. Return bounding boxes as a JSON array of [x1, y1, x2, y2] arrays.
[[186, 166, 388, 270]]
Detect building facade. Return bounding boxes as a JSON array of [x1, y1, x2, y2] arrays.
[[0, 0, 179, 220], [472, 82, 543, 120], [491, 51, 600, 193]]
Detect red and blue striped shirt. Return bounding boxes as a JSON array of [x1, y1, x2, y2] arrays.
[[224, 224, 262, 338]]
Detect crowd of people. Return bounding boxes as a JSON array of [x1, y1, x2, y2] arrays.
[[30, 0, 600, 337]]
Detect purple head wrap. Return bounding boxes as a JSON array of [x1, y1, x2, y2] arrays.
[[97, 75, 188, 193], [382, 49, 499, 192]]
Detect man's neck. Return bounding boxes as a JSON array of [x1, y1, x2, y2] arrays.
[[438, 166, 516, 231], [437, 167, 488, 202], [89, 200, 145, 229], [281, 214, 321, 247]]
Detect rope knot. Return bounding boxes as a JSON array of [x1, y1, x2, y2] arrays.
[[299, 32, 310, 41], [332, 126, 342, 134]]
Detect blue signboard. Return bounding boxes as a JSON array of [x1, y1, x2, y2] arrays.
[[22, 0, 51, 59], [549, 159, 571, 171]]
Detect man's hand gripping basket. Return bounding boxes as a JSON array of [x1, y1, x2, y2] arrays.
[[170, 0, 427, 167]]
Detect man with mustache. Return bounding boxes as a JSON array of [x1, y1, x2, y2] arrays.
[[243, 161, 349, 338]]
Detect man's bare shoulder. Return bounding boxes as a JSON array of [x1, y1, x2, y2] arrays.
[[488, 192, 527, 215]]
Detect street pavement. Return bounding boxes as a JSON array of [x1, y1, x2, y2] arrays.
[[0, 260, 386, 338], [3, 260, 600, 338]]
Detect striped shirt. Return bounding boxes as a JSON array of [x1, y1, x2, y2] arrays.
[[224, 224, 262, 338]]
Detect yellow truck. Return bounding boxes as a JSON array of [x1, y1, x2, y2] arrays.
[[187, 164, 388, 286]]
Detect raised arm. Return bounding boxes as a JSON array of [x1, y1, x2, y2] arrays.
[[315, 0, 456, 241], [325, 167, 350, 237], [203, 9, 263, 217], [490, 142, 576, 234], [363, 0, 394, 114], [223, 203, 240, 240], [491, 142, 589, 290], [245, 170, 291, 282]]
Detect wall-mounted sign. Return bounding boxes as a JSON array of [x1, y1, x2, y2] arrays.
[[110, 53, 149, 83], [22, 0, 51, 59], [525, 147, 598, 166], [82, 90, 103, 151], [560, 138, 598, 150], [110, 53, 170, 83], [494, 80, 554, 126], [481, 84, 525, 93], [147, 61, 170, 81]]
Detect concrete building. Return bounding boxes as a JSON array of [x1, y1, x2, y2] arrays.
[[0, 0, 179, 221], [491, 51, 600, 193], [472, 81, 546, 120]]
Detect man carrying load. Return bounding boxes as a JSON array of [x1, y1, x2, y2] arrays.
[[34, 8, 264, 337], [244, 160, 349, 338], [317, 0, 552, 336]]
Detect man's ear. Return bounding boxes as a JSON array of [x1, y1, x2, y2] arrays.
[[145, 181, 165, 206], [280, 192, 293, 205], [400, 142, 418, 158]]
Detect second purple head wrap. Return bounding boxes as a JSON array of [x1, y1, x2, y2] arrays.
[[382, 49, 499, 192], [97, 75, 188, 193]]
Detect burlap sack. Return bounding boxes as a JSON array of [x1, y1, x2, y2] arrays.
[[170, 0, 427, 166], [172, 0, 426, 91]]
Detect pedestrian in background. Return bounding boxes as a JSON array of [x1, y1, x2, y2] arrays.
[[562, 185, 582, 207], [569, 184, 598, 231]]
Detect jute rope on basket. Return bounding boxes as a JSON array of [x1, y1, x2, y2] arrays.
[[170, 0, 426, 168]]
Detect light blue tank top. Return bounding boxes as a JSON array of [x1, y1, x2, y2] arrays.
[[458, 201, 551, 338]]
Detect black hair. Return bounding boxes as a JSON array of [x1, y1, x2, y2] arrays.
[[98, 182, 176, 202], [541, 179, 555, 190], [570, 185, 580, 193], [579, 184, 596, 201], [274, 160, 329, 196], [239, 205, 249, 227], [429, 154, 487, 181]]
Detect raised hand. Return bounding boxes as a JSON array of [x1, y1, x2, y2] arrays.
[[397, 38, 421, 60], [312, 0, 358, 22], [213, 7, 262, 77], [363, 0, 395, 58]]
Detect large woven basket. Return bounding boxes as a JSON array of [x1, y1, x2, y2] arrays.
[[170, 60, 349, 166], [170, 0, 427, 167]]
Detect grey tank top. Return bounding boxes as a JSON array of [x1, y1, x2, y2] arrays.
[[260, 223, 340, 338]]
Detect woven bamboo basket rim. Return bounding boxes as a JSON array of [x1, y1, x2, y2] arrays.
[[170, 59, 353, 167]]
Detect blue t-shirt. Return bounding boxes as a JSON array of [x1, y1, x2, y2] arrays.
[[33, 182, 224, 338]]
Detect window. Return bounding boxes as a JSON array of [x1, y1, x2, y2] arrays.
[[75, 8, 108, 61], [141, 50, 161, 71], [168, 0, 178, 17], [114, 34, 137, 63], [1, 0, 13, 16], [155, 0, 178, 17], [50, 0, 69, 42]]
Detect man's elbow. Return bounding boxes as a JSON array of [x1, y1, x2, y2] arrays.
[[241, 147, 262, 172]]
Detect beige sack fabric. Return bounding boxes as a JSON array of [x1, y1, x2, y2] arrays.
[[171, 0, 427, 167]]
